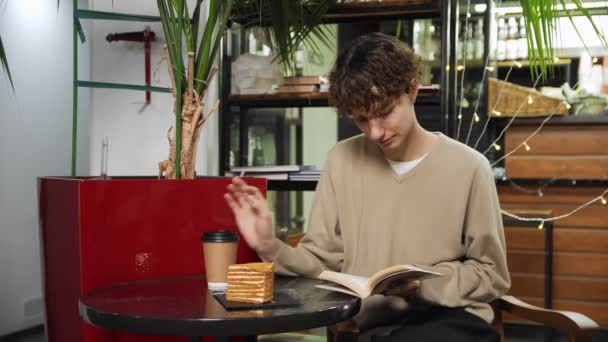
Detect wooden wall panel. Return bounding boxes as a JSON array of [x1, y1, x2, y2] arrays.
[[505, 156, 608, 179], [499, 184, 608, 203], [502, 203, 608, 228], [505, 125, 608, 156], [507, 251, 608, 277], [504, 125, 608, 179], [509, 274, 608, 302], [505, 227, 608, 252]]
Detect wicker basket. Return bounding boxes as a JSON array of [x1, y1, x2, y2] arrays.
[[487, 78, 570, 117]]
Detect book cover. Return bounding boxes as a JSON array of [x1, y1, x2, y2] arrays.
[[316, 264, 442, 298]]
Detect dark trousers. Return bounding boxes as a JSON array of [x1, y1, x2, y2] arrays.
[[372, 307, 500, 342]]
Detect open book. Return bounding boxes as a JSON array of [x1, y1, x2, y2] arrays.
[[316, 264, 442, 298]]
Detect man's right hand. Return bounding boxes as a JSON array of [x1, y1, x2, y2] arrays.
[[224, 177, 276, 258]]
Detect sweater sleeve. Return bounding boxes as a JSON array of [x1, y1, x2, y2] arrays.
[[262, 151, 344, 278], [417, 161, 511, 307]]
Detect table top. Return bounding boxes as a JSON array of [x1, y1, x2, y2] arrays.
[[79, 275, 360, 337]]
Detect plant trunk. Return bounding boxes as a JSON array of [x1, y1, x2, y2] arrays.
[[158, 51, 218, 179]]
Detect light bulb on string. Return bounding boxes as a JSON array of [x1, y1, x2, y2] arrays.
[[527, 95, 533, 104], [514, 61, 523, 68], [457, 65, 465, 71], [538, 221, 544, 230], [564, 102, 571, 110], [493, 143, 501, 151], [458, 114, 463, 120], [601, 196, 607, 205], [523, 142, 531, 151], [485, 66, 495, 72], [474, 113, 480, 122], [553, 56, 560, 63], [492, 110, 502, 116], [592, 57, 598, 64]]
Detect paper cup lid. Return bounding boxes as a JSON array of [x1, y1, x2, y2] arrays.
[[201, 230, 239, 243]]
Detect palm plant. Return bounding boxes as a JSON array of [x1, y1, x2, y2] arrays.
[[231, 0, 334, 75], [520, 0, 607, 78], [157, 0, 333, 179], [155, 0, 233, 179]]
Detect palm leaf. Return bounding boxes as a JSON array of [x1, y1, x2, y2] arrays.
[[191, 0, 204, 52], [0, 36, 15, 92], [231, 0, 333, 75], [520, 0, 608, 79], [158, 0, 186, 89], [202, 0, 234, 86], [194, 0, 222, 92]]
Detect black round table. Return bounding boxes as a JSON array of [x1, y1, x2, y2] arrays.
[[79, 275, 360, 342]]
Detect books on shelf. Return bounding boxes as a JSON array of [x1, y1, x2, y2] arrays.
[[225, 172, 289, 180], [316, 264, 442, 299], [283, 76, 326, 85], [228, 165, 320, 181], [231, 165, 311, 173], [276, 84, 320, 93]]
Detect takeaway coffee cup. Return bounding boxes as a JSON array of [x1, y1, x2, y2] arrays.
[[201, 230, 239, 291]]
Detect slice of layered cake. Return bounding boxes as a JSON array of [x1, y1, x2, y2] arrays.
[[226, 262, 274, 304]]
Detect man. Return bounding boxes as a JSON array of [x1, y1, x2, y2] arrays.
[[224, 32, 510, 341]]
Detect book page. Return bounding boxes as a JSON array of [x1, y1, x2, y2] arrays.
[[368, 265, 442, 295], [315, 284, 359, 297], [317, 270, 370, 297]]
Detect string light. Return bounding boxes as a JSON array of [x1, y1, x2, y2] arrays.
[[592, 57, 598, 64], [458, 114, 463, 120], [501, 189, 608, 228], [450, 5, 606, 228]]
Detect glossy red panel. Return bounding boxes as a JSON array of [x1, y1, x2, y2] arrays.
[[38, 177, 265, 342]]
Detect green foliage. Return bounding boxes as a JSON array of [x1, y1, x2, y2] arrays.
[[157, 0, 232, 94], [231, 0, 335, 74], [519, 0, 607, 79]]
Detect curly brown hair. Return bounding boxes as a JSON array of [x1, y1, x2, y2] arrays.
[[328, 32, 421, 118]]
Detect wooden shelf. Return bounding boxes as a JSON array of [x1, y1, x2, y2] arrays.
[[495, 177, 608, 186], [229, 87, 440, 108], [323, 0, 440, 23], [497, 114, 608, 126], [231, 0, 440, 26], [267, 180, 318, 191], [495, 58, 572, 68]]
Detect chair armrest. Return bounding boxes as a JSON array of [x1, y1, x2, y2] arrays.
[[498, 295, 599, 340]]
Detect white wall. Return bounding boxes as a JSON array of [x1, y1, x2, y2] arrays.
[[88, 0, 219, 177], [0, 0, 91, 335]]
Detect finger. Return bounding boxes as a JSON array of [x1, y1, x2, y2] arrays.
[[224, 193, 241, 210], [235, 190, 250, 209], [244, 193, 258, 208], [232, 177, 249, 190]]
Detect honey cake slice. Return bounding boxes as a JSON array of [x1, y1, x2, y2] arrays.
[[226, 262, 274, 304]]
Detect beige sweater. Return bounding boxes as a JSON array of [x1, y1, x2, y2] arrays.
[[264, 133, 510, 322]]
